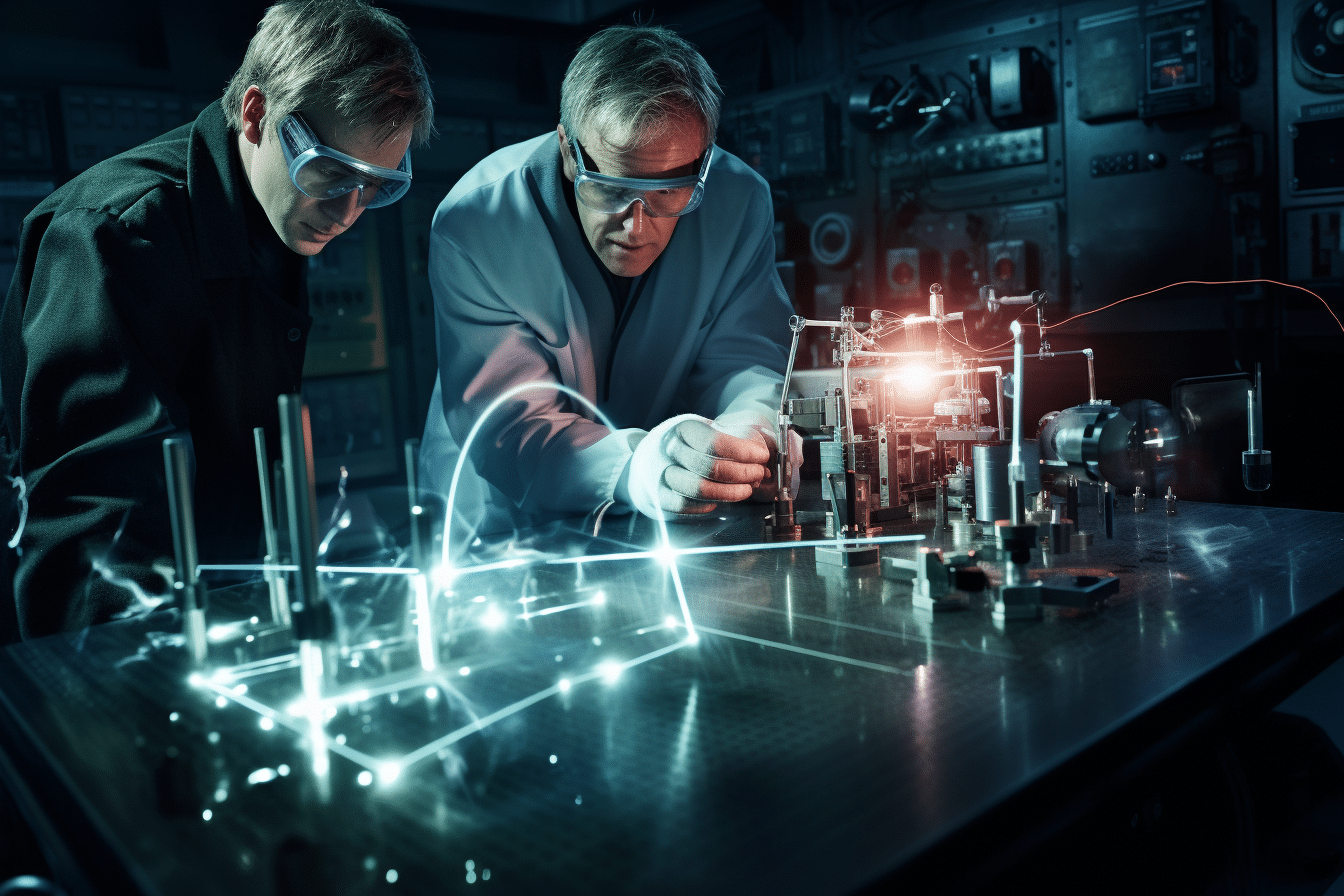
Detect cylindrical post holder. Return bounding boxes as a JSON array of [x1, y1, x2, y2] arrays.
[[278, 395, 332, 646], [1242, 377, 1271, 491], [254, 428, 291, 626], [162, 438, 207, 662]]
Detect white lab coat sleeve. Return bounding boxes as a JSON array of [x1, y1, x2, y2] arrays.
[[425, 229, 641, 518], [681, 177, 792, 433]]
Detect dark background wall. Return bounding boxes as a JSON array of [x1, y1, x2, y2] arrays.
[[1, 0, 1339, 512]]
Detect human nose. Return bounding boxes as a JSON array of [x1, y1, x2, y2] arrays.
[[621, 198, 647, 235], [320, 188, 364, 227]]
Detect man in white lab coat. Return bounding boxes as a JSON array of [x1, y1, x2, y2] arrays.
[[419, 24, 796, 543]]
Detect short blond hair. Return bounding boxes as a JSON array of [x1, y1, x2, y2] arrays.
[[223, 0, 434, 147]]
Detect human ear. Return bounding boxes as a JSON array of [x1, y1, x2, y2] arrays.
[[240, 85, 267, 146], [557, 124, 576, 182]]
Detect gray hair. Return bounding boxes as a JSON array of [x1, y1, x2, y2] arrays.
[[560, 25, 722, 151], [224, 0, 434, 148]]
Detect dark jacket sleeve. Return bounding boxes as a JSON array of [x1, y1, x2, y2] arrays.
[[5, 192, 199, 637]]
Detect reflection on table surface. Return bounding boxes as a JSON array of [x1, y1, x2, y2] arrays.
[[1, 498, 1342, 895]]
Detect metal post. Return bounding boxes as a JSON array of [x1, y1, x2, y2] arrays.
[[163, 438, 207, 662], [254, 428, 290, 627], [278, 395, 332, 701]]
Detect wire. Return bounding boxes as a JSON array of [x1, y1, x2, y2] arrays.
[[1045, 278, 1344, 335], [944, 305, 1036, 354]]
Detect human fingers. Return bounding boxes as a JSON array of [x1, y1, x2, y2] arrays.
[[669, 420, 771, 481], [662, 464, 757, 503]]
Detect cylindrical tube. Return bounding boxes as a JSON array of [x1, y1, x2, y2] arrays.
[[973, 442, 1042, 524], [404, 438, 428, 573], [254, 428, 291, 626], [163, 438, 207, 661], [1246, 389, 1259, 451], [279, 394, 331, 642], [254, 428, 279, 562]]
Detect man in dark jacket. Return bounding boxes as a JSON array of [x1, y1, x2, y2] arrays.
[[0, 0, 434, 642]]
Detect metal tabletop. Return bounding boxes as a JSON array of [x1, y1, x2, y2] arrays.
[[1, 496, 1342, 895]]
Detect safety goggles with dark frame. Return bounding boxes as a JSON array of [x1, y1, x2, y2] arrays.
[[570, 135, 711, 218]]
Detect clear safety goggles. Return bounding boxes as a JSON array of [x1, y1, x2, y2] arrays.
[[570, 136, 711, 218], [277, 113, 412, 209]]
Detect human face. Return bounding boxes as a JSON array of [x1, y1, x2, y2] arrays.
[[240, 90, 413, 256], [559, 118, 706, 277]]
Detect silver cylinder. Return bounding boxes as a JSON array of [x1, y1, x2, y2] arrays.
[[279, 394, 330, 642], [973, 441, 1042, 525]]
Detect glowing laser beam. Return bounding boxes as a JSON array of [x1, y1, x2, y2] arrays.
[[521, 595, 607, 619], [395, 638, 693, 771], [695, 626, 913, 675], [441, 382, 622, 574]]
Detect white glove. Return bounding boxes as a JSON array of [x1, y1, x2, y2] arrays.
[[711, 411, 802, 502], [619, 414, 773, 520]]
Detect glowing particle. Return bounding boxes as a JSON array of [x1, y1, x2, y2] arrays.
[[245, 634, 255, 643], [250, 616, 259, 624], [892, 363, 935, 394], [363, 857, 377, 872], [592, 590, 607, 606], [232, 684, 248, 696], [558, 678, 572, 693], [458, 666, 471, 677], [187, 673, 205, 688], [549, 755, 558, 764], [277, 765, 290, 776], [472, 595, 485, 603], [425, 687, 439, 700], [385, 870, 399, 884], [357, 770, 374, 786], [207, 732, 220, 744], [214, 788, 228, 803], [202, 809, 213, 822], [466, 870, 477, 884], [482, 870, 490, 881], [664, 615, 678, 629], [335, 734, 348, 745], [482, 604, 506, 630], [247, 768, 278, 786], [575, 795, 583, 805], [389, 693, 399, 705], [465, 861, 475, 871], [599, 660, 622, 685], [591, 636, 602, 646], [168, 712, 180, 722], [686, 631, 700, 646], [378, 762, 402, 785], [259, 717, 275, 731], [555, 654, 563, 663], [215, 696, 228, 709]]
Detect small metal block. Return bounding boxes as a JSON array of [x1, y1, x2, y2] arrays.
[[815, 543, 881, 567], [952, 566, 988, 592], [1039, 574, 1120, 609], [993, 581, 1043, 620]]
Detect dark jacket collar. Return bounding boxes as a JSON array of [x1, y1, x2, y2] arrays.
[[187, 100, 253, 280]]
